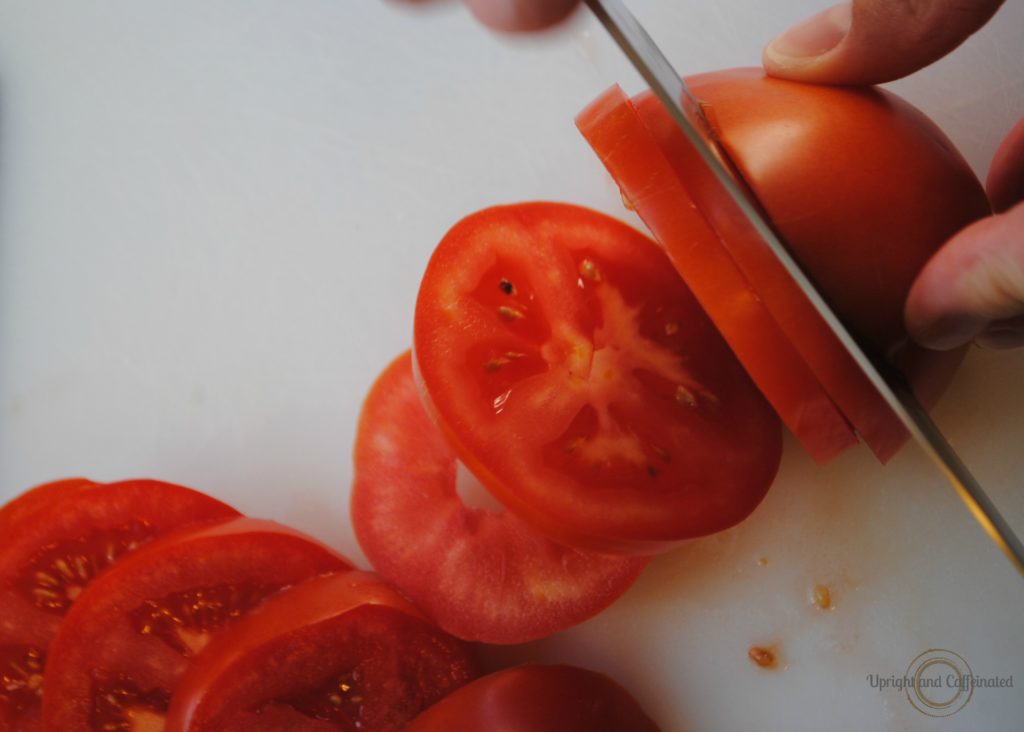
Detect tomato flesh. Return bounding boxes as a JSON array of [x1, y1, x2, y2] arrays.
[[41, 517, 352, 731], [352, 351, 648, 642], [0, 479, 240, 732], [166, 571, 479, 732], [404, 664, 661, 732], [414, 202, 782, 553]]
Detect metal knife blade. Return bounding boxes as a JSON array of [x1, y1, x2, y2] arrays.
[[584, 0, 1024, 577]]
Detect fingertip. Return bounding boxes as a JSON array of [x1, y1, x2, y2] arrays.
[[463, 0, 579, 32], [763, 2, 851, 75]]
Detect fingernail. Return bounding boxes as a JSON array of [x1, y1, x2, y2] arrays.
[[766, 2, 852, 60], [913, 314, 989, 351]]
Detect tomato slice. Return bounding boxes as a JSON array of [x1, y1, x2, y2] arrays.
[[351, 351, 647, 642], [41, 517, 353, 731], [166, 570, 479, 732], [0, 479, 240, 732], [575, 86, 856, 464], [413, 202, 782, 554], [404, 664, 661, 732]]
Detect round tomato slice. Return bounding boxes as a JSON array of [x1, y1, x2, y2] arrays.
[[404, 665, 661, 732], [413, 202, 782, 554], [41, 517, 352, 732], [0, 479, 239, 732], [351, 351, 647, 643], [166, 571, 479, 732]]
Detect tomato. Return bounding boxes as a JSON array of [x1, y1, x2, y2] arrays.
[[351, 351, 648, 643], [404, 664, 661, 732], [41, 517, 352, 731], [0, 479, 239, 732], [413, 202, 782, 554], [578, 69, 989, 462], [166, 571, 479, 731], [576, 86, 857, 464]]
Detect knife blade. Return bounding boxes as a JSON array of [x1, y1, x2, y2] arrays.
[[584, 0, 1024, 578]]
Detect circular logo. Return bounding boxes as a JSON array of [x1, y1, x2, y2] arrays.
[[905, 649, 974, 717]]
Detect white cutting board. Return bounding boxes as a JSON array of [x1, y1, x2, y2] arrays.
[[1, 2, 1022, 730]]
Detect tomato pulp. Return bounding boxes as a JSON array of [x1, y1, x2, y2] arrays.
[[413, 202, 782, 554], [352, 351, 648, 643], [166, 571, 479, 731]]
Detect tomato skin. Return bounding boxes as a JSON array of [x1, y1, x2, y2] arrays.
[[41, 517, 352, 732], [687, 69, 988, 359], [0, 479, 240, 732], [413, 202, 782, 554], [166, 571, 479, 732], [352, 351, 648, 643], [404, 665, 661, 732]]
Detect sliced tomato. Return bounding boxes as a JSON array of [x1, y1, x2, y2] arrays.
[[41, 517, 352, 731], [0, 479, 239, 732], [404, 665, 661, 732], [351, 351, 648, 643], [166, 571, 479, 732], [413, 202, 782, 554], [575, 85, 856, 464], [578, 70, 988, 462]]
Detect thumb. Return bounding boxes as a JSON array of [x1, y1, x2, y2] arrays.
[[763, 0, 1005, 85], [462, 0, 579, 31], [905, 202, 1024, 350]]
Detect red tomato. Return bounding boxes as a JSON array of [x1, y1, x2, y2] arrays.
[[404, 665, 661, 732], [0, 479, 239, 732], [576, 86, 857, 464], [351, 351, 648, 643], [413, 202, 782, 554], [41, 517, 352, 731], [578, 69, 988, 462], [166, 571, 479, 732]]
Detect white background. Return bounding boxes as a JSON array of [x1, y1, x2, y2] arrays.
[[0, 1, 1022, 730]]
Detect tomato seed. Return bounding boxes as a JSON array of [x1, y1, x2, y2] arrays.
[[812, 584, 833, 610], [497, 305, 524, 321], [579, 258, 602, 282], [748, 645, 778, 669], [0, 645, 46, 714]]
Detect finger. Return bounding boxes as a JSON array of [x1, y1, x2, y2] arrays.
[[905, 201, 1024, 350], [462, 0, 579, 31], [763, 0, 1005, 86], [988, 117, 1024, 213]]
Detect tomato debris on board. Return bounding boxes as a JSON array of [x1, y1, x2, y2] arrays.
[[166, 570, 479, 732], [577, 69, 989, 463], [41, 517, 353, 731], [403, 664, 662, 732], [413, 202, 782, 555], [352, 350, 649, 644], [0, 479, 240, 732]]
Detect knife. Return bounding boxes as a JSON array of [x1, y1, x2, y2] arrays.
[[583, 0, 1024, 578]]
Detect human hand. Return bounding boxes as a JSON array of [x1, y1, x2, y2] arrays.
[[764, 0, 1023, 349], [460, 0, 579, 31]]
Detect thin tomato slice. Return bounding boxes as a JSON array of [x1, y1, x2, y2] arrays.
[[404, 665, 661, 732], [166, 571, 479, 732], [575, 86, 856, 464], [352, 351, 647, 642], [413, 202, 782, 554], [41, 517, 352, 732], [0, 479, 239, 732]]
